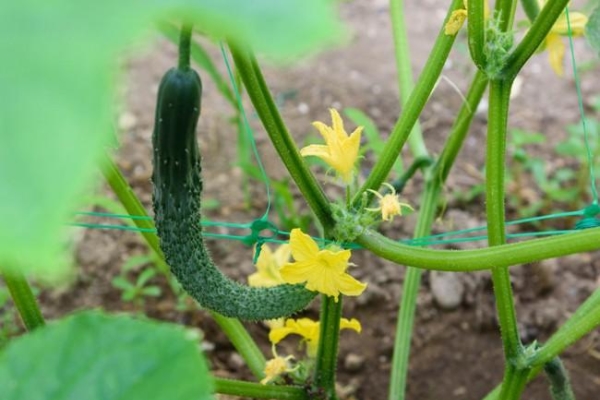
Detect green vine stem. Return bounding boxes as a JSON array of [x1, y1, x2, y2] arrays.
[[388, 184, 437, 400], [228, 43, 334, 232], [502, 0, 569, 80], [214, 378, 307, 399], [543, 357, 574, 400], [353, 0, 463, 206], [313, 295, 343, 399], [210, 311, 266, 380], [389, 0, 428, 160], [389, 69, 488, 400], [467, 0, 486, 70], [178, 23, 193, 70], [99, 154, 266, 379], [1, 270, 44, 330], [487, 81, 529, 396], [356, 227, 600, 271]]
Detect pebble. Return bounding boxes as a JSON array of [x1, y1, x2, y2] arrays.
[[430, 271, 464, 310], [118, 111, 138, 131], [227, 353, 245, 370], [344, 353, 365, 372]]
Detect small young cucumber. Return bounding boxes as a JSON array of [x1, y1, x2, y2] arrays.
[[152, 66, 315, 320]]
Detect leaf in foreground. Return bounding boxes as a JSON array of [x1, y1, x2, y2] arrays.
[[0, 311, 213, 400], [0, 0, 343, 277]]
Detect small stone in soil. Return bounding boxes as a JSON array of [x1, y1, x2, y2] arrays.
[[344, 353, 365, 372], [227, 353, 245, 370], [430, 271, 464, 310]]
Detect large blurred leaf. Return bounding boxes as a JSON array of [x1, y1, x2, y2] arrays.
[[0, 0, 342, 276], [0, 311, 213, 400], [587, 5, 600, 56]]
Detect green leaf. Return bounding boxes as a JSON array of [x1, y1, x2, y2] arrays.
[[0, 311, 213, 400], [0, 0, 343, 277], [586, 5, 600, 56]]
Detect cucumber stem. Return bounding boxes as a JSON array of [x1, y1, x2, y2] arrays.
[[178, 23, 193, 70]]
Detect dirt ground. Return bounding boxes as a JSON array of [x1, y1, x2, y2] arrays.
[[7, 1, 600, 399]]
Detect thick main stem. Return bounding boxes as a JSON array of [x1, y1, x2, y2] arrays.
[[487, 79, 528, 399], [313, 295, 343, 399]]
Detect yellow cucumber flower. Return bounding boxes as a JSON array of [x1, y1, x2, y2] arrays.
[[366, 183, 413, 222], [300, 108, 362, 184], [539, 2, 587, 76], [248, 243, 290, 288], [279, 229, 367, 301], [269, 317, 362, 357]]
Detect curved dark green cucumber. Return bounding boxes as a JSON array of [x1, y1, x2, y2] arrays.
[[151, 66, 316, 320]]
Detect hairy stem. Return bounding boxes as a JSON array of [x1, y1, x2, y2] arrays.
[[1, 270, 44, 330], [467, 0, 486, 70], [313, 295, 343, 399], [214, 378, 307, 399], [356, 226, 600, 271], [178, 23, 193, 70], [487, 78, 529, 400]]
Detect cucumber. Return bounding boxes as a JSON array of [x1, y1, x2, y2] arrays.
[[151, 66, 315, 320]]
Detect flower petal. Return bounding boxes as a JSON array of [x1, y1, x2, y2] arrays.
[[546, 33, 565, 76], [329, 108, 346, 141], [280, 260, 318, 284], [273, 244, 292, 267], [340, 318, 362, 333], [318, 248, 352, 274], [311, 121, 337, 146], [335, 273, 368, 298], [268, 326, 295, 345], [249, 244, 284, 287], [302, 267, 344, 300], [444, 9, 467, 36], [553, 12, 587, 36], [288, 228, 320, 262], [300, 144, 334, 163]]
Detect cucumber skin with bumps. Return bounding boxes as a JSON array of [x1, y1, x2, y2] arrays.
[[151, 67, 315, 320]]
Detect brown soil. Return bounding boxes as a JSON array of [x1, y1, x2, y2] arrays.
[[5, 1, 600, 399]]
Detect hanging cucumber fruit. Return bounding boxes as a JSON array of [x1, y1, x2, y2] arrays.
[[151, 25, 315, 320]]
